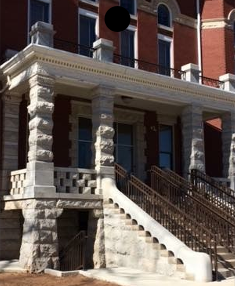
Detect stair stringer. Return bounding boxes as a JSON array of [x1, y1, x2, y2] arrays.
[[102, 177, 212, 282]]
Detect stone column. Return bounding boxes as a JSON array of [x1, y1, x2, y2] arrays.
[[182, 105, 205, 177], [25, 74, 55, 197], [30, 21, 55, 47], [181, 63, 200, 83], [93, 38, 114, 62], [92, 86, 115, 194], [0, 92, 21, 196], [86, 209, 106, 269], [221, 112, 235, 190], [219, 73, 235, 92], [19, 200, 63, 272]]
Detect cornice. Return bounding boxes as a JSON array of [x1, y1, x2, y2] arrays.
[[202, 18, 233, 30], [2, 44, 235, 111]]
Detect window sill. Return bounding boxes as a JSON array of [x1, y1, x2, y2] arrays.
[[158, 24, 173, 32], [79, 0, 99, 7]]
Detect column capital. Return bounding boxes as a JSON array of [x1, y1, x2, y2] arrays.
[[91, 85, 115, 99], [29, 74, 55, 89]]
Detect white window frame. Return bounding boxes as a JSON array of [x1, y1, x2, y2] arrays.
[[79, 0, 98, 7], [120, 0, 137, 16], [27, 0, 52, 44], [158, 33, 174, 73], [157, 3, 172, 28], [120, 25, 138, 67], [78, 8, 98, 46], [158, 122, 175, 171]]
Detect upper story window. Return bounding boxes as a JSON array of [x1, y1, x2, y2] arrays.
[[29, 0, 50, 29], [79, 9, 97, 57], [120, 0, 136, 15], [120, 29, 135, 67], [158, 4, 171, 27], [158, 38, 171, 75]]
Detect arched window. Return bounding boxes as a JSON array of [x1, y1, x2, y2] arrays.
[[158, 4, 171, 27]]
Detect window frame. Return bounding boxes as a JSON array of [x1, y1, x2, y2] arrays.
[[114, 122, 135, 173], [157, 3, 172, 28], [120, 25, 138, 67], [27, 0, 52, 44], [78, 8, 98, 51], [77, 116, 93, 169], [158, 33, 174, 74], [159, 123, 175, 170], [120, 0, 137, 16]]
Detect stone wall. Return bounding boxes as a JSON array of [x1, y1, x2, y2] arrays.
[[0, 210, 23, 260]]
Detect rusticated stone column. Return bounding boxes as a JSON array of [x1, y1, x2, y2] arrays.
[[25, 74, 56, 196], [86, 209, 106, 269], [92, 86, 115, 194], [222, 112, 235, 190], [0, 92, 21, 196], [182, 105, 205, 177], [19, 199, 63, 272]]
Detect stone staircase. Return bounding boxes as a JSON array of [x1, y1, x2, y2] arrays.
[[103, 199, 195, 281], [216, 246, 235, 279]]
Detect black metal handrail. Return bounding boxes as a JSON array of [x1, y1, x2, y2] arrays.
[[59, 230, 87, 271], [200, 76, 224, 89], [161, 167, 234, 222], [150, 166, 235, 255], [54, 38, 95, 57], [115, 163, 218, 280], [191, 169, 235, 218], [113, 53, 184, 79]]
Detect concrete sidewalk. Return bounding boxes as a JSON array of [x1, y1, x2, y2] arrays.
[[79, 267, 235, 286], [0, 260, 26, 273]]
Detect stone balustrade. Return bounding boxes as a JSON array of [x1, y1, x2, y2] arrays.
[[54, 167, 97, 194], [10, 169, 27, 195]]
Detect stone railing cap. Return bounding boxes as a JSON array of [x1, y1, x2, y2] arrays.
[[181, 63, 200, 72], [30, 21, 55, 35], [219, 73, 235, 82], [93, 38, 114, 50]]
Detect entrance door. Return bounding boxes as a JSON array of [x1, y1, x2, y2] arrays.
[[159, 124, 173, 169]]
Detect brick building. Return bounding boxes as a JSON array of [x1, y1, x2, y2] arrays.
[[0, 0, 235, 281]]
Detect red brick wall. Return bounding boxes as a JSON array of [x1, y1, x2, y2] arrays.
[[201, 0, 224, 19], [137, 10, 157, 64], [176, 0, 196, 18], [99, 0, 120, 54], [0, 0, 27, 62], [53, 0, 78, 43], [53, 96, 71, 167], [174, 22, 198, 71], [224, 0, 235, 16], [202, 28, 233, 78]]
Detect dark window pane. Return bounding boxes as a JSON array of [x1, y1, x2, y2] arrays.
[[78, 142, 92, 168], [158, 39, 171, 75], [78, 118, 92, 141], [121, 30, 135, 67], [120, 0, 135, 15], [158, 4, 170, 27], [117, 146, 133, 173], [159, 153, 172, 169], [159, 125, 172, 152], [80, 15, 96, 57], [118, 124, 133, 145], [30, 0, 49, 28]]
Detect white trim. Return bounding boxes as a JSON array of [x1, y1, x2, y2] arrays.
[[79, 8, 98, 19], [120, 0, 137, 16], [157, 2, 172, 28], [79, 0, 99, 7], [78, 8, 98, 48], [158, 33, 174, 71], [158, 24, 173, 32], [27, 0, 52, 44]]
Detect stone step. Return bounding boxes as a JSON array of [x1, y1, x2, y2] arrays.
[[184, 273, 195, 281], [217, 258, 235, 268], [138, 230, 149, 237], [145, 237, 158, 244], [176, 264, 186, 272], [217, 268, 235, 279], [130, 225, 142, 231], [160, 249, 169, 257], [217, 252, 235, 260], [125, 219, 137, 226]]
